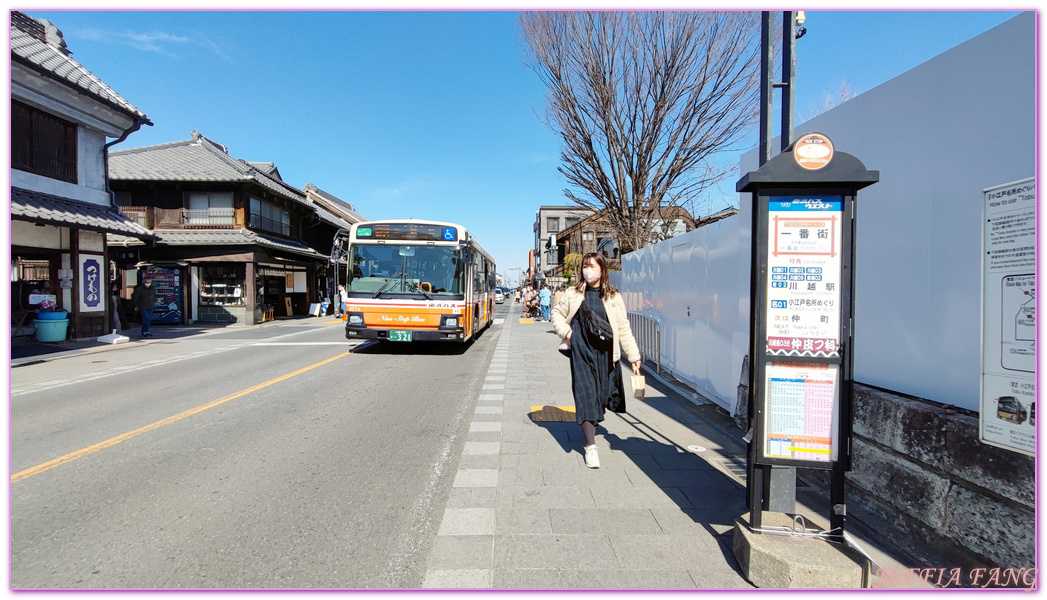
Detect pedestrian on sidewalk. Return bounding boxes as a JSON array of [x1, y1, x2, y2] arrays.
[[110, 283, 129, 332], [552, 284, 566, 314], [538, 284, 552, 321], [551, 252, 641, 469], [337, 284, 348, 316], [522, 285, 536, 319], [131, 275, 157, 338]]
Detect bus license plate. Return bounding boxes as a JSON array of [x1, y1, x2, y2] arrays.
[[389, 330, 412, 342]]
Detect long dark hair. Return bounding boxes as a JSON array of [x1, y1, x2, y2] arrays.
[[574, 252, 617, 300]]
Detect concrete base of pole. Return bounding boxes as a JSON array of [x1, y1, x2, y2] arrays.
[[732, 512, 870, 588]]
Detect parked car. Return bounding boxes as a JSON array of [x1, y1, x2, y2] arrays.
[[494, 289, 505, 304]]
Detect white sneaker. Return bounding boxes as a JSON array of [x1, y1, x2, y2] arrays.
[[584, 445, 600, 469]]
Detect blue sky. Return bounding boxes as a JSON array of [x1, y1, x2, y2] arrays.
[[21, 8, 1023, 278]]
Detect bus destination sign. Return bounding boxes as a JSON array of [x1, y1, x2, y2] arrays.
[[356, 223, 457, 242]]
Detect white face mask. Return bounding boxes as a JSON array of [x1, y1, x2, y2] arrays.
[[582, 267, 600, 285], [144, 282, 152, 287]]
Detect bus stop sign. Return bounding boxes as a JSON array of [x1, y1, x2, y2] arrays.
[[737, 132, 878, 537]]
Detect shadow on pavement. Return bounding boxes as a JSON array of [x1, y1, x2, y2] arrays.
[[10, 341, 74, 360], [603, 425, 748, 574], [350, 339, 475, 356], [531, 407, 748, 577]]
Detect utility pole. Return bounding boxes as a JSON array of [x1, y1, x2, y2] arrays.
[[751, 8, 808, 527], [759, 11, 806, 166]]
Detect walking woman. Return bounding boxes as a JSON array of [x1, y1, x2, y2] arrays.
[[551, 252, 641, 468]]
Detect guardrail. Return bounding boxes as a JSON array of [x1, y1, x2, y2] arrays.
[[627, 311, 661, 374]]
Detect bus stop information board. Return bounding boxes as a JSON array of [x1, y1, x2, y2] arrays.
[[980, 178, 1035, 456], [765, 197, 843, 357], [764, 362, 839, 462], [762, 196, 844, 463]]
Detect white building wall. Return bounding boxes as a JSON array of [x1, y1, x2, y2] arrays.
[[617, 205, 751, 411], [11, 63, 134, 207], [615, 12, 1034, 412]]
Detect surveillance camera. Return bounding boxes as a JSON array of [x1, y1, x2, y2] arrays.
[[795, 11, 806, 26]]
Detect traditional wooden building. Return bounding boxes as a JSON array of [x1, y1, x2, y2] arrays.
[[551, 205, 711, 279], [10, 11, 153, 342], [107, 131, 350, 325]]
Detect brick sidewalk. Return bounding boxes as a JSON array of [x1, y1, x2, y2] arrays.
[[422, 301, 754, 589]]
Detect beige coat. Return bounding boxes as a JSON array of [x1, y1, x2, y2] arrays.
[[551, 286, 641, 366]]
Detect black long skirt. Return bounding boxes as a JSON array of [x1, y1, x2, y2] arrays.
[[569, 287, 625, 424]]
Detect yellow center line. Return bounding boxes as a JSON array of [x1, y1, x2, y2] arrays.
[[11, 351, 350, 484]]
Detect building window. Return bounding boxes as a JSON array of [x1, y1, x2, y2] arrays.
[[565, 218, 581, 229], [546, 217, 560, 232], [11, 100, 77, 184], [250, 196, 292, 237], [582, 231, 595, 241], [199, 265, 245, 306], [186, 192, 234, 226]]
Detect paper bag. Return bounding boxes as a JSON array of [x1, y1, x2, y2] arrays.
[[630, 372, 646, 400]]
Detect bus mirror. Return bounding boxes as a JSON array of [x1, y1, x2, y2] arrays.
[[399, 246, 416, 257]]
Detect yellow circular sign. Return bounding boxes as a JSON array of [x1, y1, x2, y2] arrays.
[[794, 133, 834, 170]]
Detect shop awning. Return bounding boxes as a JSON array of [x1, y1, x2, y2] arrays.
[[152, 229, 327, 259], [12, 187, 155, 239]]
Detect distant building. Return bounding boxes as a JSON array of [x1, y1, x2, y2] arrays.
[[552, 205, 707, 279], [532, 205, 593, 278], [10, 11, 153, 341]]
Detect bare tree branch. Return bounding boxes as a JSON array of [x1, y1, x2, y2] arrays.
[[521, 11, 761, 253]]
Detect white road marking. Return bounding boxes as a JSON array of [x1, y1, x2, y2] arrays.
[[11, 329, 351, 397], [251, 342, 360, 346]]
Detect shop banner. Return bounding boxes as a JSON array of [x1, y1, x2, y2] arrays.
[[980, 178, 1035, 456], [78, 254, 104, 313]]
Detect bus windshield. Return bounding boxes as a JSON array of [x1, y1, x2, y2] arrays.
[[346, 243, 465, 297]]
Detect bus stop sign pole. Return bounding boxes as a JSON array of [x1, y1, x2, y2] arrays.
[[737, 133, 878, 538]]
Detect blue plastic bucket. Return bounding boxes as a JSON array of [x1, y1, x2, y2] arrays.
[[35, 310, 68, 321], [33, 319, 68, 342]]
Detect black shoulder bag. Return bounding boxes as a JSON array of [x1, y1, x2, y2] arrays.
[[580, 297, 614, 347]]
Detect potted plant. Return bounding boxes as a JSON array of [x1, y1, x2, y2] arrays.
[[35, 299, 68, 320], [33, 299, 69, 342]]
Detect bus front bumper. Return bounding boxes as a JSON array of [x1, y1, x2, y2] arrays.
[[345, 327, 467, 342]]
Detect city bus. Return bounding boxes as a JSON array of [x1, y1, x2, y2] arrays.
[[341, 219, 495, 343]]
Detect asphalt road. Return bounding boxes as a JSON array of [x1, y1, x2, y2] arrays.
[[10, 302, 512, 588]]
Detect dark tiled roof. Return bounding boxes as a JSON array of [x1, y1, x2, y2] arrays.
[[11, 187, 154, 239], [153, 229, 325, 259], [311, 205, 350, 229], [247, 161, 281, 179], [303, 182, 367, 223], [109, 131, 307, 206], [11, 12, 149, 122]]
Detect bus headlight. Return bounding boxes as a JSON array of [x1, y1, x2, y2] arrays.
[[346, 313, 364, 326], [440, 315, 460, 329]]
